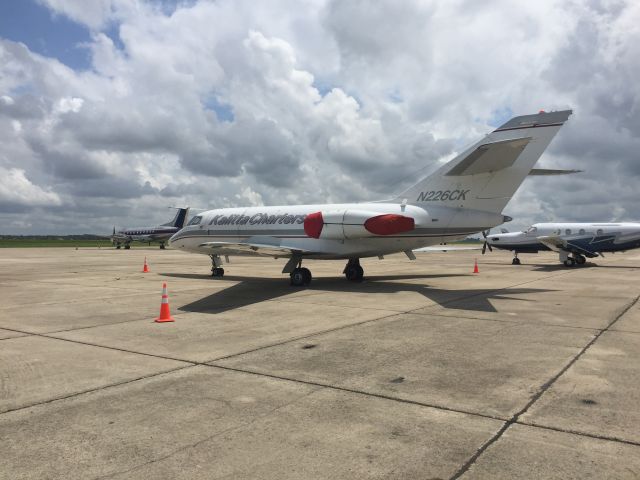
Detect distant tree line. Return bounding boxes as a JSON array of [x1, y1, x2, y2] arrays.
[[0, 235, 106, 240]]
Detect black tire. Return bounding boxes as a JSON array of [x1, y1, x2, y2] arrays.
[[345, 265, 364, 282], [300, 267, 312, 285], [576, 255, 586, 265], [124, 244, 131, 250], [290, 268, 306, 287], [160, 244, 165, 250], [116, 245, 121, 249], [212, 267, 225, 277], [564, 258, 575, 267]]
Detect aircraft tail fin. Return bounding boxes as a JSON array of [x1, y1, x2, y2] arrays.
[[397, 110, 572, 214], [163, 207, 190, 228]]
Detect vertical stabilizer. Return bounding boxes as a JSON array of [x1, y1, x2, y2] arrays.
[[163, 207, 190, 228], [398, 110, 572, 214]]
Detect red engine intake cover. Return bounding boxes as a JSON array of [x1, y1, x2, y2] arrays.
[[304, 211, 324, 238], [364, 214, 415, 236]]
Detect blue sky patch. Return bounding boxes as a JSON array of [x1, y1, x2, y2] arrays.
[[203, 96, 235, 123], [488, 106, 514, 127], [0, 0, 93, 70]]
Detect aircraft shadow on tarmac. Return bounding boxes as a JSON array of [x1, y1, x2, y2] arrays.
[[161, 273, 554, 315], [522, 263, 637, 272]]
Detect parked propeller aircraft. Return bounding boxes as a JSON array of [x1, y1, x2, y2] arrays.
[[112, 207, 190, 249], [486, 222, 640, 266], [169, 110, 573, 285]]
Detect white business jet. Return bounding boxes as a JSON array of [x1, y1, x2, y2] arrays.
[[170, 110, 572, 285], [486, 222, 640, 266]]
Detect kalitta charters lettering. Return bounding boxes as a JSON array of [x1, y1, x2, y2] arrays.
[[209, 213, 306, 226]]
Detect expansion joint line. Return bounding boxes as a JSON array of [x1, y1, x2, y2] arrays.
[[449, 294, 640, 480]]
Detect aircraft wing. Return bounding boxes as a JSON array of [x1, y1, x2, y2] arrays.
[[197, 236, 313, 257], [413, 245, 482, 252], [536, 235, 566, 252], [537, 235, 599, 258]]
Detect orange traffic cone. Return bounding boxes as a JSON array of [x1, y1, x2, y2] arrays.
[[142, 257, 150, 273], [473, 259, 479, 274], [155, 283, 174, 323]]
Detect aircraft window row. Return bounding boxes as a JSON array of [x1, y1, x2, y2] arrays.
[[188, 216, 202, 226]]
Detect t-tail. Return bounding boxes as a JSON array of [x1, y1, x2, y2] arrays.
[[398, 110, 572, 216], [163, 207, 190, 228]]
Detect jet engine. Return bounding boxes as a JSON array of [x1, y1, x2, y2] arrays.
[[304, 210, 416, 240]]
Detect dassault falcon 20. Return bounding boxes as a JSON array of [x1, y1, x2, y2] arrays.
[[486, 222, 640, 266], [170, 110, 573, 285], [112, 207, 190, 249]]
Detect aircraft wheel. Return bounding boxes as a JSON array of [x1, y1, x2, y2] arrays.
[[345, 265, 364, 282], [160, 244, 165, 250], [564, 258, 576, 267], [512, 258, 521, 265], [116, 245, 121, 250], [212, 267, 225, 277], [575, 255, 586, 265], [124, 244, 131, 250], [290, 268, 309, 287], [300, 267, 312, 285]]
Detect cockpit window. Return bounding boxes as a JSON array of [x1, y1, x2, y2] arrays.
[[187, 215, 202, 226]]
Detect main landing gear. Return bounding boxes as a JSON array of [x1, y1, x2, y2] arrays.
[[159, 242, 166, 250], [290, 267, 312, 287], [511, 253, 521, 265], [286, 258, 365, 287], [564, 254, 586, 267], [344, 258, 364, 282]]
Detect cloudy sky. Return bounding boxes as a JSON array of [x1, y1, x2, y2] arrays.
[[0, 0, 638, 234]]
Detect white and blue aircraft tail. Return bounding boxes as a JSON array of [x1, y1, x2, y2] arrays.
[[486, 222, 640, 266], [112, 207, 190, 249], [170, 109, 573, 285]]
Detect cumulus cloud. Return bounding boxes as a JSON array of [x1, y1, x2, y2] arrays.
[[0, 0, 639, 233], [0, 167, 61, 212]]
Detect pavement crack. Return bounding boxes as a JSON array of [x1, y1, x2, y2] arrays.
[[206, 363, 506, 423], [449, 294, 640, 479], [91, 386, 324, 480], [0, 365, 193, 416]]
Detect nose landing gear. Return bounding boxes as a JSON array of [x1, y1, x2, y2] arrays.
[[210, 254, 225, 278]]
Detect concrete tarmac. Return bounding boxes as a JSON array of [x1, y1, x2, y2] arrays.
[[1, 247, 639, 479]]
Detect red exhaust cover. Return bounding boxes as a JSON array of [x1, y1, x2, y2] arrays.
[[364, 214, 415, 235], [304, 211, 324, 238]]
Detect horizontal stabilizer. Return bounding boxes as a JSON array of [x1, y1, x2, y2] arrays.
[[528, 168, 582, 176]]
